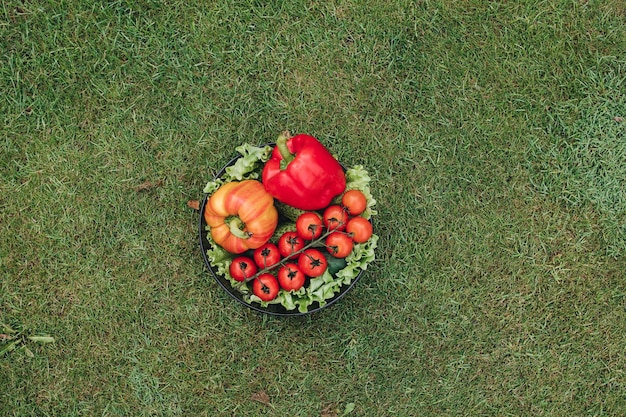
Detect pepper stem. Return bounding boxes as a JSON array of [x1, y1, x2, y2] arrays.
[[227, 217, 251, 239], [276, 130, 294, 164]]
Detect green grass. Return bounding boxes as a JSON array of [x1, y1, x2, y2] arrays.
[[2, 0, 625, 415]]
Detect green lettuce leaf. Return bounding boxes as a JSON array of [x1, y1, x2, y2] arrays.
[[337, 234, 378, 283], [225, 143, 272, 181], [203, 177, 224, 195], [203, 143, 272, 194], [339, 165, 377, 219], [204, 231, 235, 278]]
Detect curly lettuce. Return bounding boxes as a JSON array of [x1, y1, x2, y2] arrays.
[[203, 143, 272, 194], [335, 165, 377, 219], [225, 143, 272, 181]]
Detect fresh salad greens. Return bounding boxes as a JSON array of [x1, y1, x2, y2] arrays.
[[203, 143, 378, 313], [203, 143, 272, 195], [336, 165, 378, 220]]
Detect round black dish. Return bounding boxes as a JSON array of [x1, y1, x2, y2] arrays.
[[198, 149, 367, 316]]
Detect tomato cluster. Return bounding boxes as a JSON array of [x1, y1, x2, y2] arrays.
[[227, 189, 373, 302]]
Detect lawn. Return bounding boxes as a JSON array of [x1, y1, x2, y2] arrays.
[[1, 0, 625, 415]]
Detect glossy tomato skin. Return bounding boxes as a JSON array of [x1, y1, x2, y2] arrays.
[[346, 217, 373, 243], [277, 263, 306, 291], [228, 256, 258, 282], [323, 205, 348, 231], [278, 231, 305, 259], [341, 189, 367, 216], [253, 243, 281, 269], [295, 212, 323, 240], [252, 273, 280, 301], [325, 232, 354, 258], [298, 248, 328, 277]]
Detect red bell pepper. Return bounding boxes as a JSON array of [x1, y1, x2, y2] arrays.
[[262, 132, 346, 210]]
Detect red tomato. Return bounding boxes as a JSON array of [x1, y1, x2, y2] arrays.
[[323, 205, 348, 231], [325, 232, 354, 258], [341, 189, 367, 216], [346, 217, 373, 243], [278, 231, 305, 259], [252, 273, 280, 301], [253, 243, 281, 269], [297, 249, 328, 277], [277, 263, 306, 291], [295, 212, 323, 240], [228, 256, 258, 282]]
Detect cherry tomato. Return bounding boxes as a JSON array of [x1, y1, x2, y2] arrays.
[[278, 231, 305, 259], [323, 205, 348, 231], [298, 248, 328, 277], [346, 216, 373, 243], [253, 243, 281, 269], [325, 232, 354, 258], [252, 273, 280, 301], [228, 256, 258, 282], [341, 189, 367, 216], [295, 212, 323, 240], [277, 263, 306, 291]]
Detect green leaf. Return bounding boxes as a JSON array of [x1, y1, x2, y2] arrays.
[[337, 234, 379, 282], [205, 232, 235, 278], [342, 165, 377, 219], [224, 143, 272, 181], [203, 177, 224, 195], [203, 144, 271, 193]]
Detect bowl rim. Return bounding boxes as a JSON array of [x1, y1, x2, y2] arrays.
[[198, 144, 368, 316]]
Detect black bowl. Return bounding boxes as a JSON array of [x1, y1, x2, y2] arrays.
[[198, 148, 368, 316]]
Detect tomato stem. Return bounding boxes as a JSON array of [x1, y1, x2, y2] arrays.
[[237, 227, 338, 287]]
